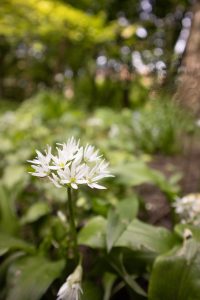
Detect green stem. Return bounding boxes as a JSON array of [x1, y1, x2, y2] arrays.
[[67, 187, 79, 261]]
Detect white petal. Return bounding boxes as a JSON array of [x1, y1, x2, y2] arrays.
[[71, 183, 78, 189], [48, 176, 62, 188], [76, 179, 87, 184], [27, 159, 40, 164], [60, 179, 70, 184], [29, 172, 47, 177], [88, 183, 106, 189], [49, 166, 60, 170]]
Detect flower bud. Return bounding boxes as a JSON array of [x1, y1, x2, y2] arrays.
[[57, 265, 83, 300]]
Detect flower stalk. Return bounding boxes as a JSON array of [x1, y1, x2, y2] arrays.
[[67, 187, 79, 262]]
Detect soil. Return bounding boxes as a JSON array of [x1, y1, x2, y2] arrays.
[[136, 134, 200, 228]]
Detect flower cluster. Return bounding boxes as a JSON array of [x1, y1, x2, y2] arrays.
[[57, 265, 83, 300], [173, 193, 200, 225], [28, 137, 113, 189]]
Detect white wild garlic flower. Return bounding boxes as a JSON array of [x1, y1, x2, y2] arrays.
[[28, 137, 113, 189], [27, 146, 52, 177], [173, 193, 200, 225], [57, 265, 83, 300]]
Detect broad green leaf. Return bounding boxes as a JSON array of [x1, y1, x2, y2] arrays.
[[3, 165, 27, 189], [21, 202, 51, 224], [113, 161, 179, 198], [103, 272, 117, 300], [113, 161, 157, 186], [148, 239, 200, 300], [0, 249, 8, 256], [0, 184, 19, 234], [106, 197, 138, 251], [82, 280, 102, 300], [0, 252, 25, 298], [6, 256, 65, 300], [107, 210, 124, 252], [114, 219, 177, 254], [175, 223, 200, 242], [0, 234, 35, 256], [119, 248, 156, 274], [78, 216, 107, 249], [117, 197, 139, 221], [91, 197, 110, 217]]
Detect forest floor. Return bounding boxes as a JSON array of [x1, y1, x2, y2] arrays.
[[137, 134, 200, 228]]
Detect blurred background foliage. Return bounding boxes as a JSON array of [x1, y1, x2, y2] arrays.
[[0, 0, 192, 103], [1, 0, 200, 299]]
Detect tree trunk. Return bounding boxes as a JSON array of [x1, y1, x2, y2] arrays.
[[175, 1, 200, 115]]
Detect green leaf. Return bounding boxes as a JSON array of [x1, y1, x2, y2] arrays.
[[119, 248, 156, 275], [117, 197, 139, 221], [91, 198, 109, 217], [102, 272, 117, 300], [3, 165, 27, 189], [109, 252, 147, 297], [0, 234, 35, 256], [148, 239, 200, 300], [175, 223, 200, 242], [114, 219, 177, 254], [0, 184, 19, 235], [6, 256, 65, 300], [107, 210, 124, 252], [113, 161, 179, 198], [82, 280, 102, 300], [123, 273, 147, 297], [113, 161, 157, 187], [78, 216, 177, 254], [78, 216, 107, 249], [106, 197, 138, 252], [21, 202, 51, 224], [0, 252, 24, 298]]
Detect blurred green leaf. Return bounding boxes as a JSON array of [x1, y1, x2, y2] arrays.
[[0, 184, 19, 235], [82, 280, 102, 300], [91, 198, 110, 217], [6, 255, 65, 300], [79, 215, 177, 255], [175, 224, 200, 242], [113, 161, 156, 187], [102, 272, 117, 300], [115, 219, 178, 254], [131, 101, 192, 155], [117, 197, 139, 221], [113, 160, 179, 198], [3, 165, 27, 189], [123, 273, 147, 297], [149, 239, 200, 300], [0, 234, 35, 256], [21, 202, 51, 224], [109, 252, 147, 297], [0, 252, 25, 300], [78, 216, 107, 249], [106, 197, 138, 251]]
